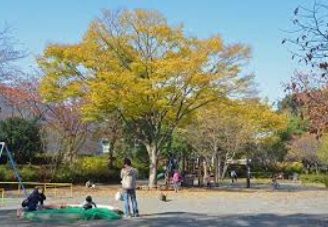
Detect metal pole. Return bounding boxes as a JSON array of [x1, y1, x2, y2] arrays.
[[246, 159, 251, 188], [0, 143, 4, 160], [43, 183, 46, 193], [3, 143, 28, 197]]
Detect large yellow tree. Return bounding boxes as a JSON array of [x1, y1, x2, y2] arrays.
[[38, 9, 253, 187]]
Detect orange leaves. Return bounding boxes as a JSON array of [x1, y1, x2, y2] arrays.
[[0, 83, 40, 108]]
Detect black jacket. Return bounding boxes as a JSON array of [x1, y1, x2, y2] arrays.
[[23, 190, 45, 211]]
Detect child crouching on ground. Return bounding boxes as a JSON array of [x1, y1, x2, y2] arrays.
[[82, 195, 97, 210]]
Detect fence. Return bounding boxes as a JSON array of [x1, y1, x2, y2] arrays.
[[0, 182, 73, 198]]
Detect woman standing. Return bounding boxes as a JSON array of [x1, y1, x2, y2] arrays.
[[121, 158, 139, 217]]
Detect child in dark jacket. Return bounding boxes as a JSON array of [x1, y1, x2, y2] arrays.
[[22, 187, 46, 211], [82, 195, 97, 210], [18, 187, 46, 217]]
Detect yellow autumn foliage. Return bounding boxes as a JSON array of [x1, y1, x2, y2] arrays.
[[38, 9, 256, 186]]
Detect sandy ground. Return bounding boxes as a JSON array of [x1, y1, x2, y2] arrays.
[[0, 181, 328, 226]]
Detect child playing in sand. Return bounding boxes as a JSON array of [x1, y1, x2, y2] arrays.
[[17, 187, 47, 217], [82, 195, 97, 210]]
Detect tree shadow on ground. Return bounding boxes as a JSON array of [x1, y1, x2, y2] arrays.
[[1, 210, 327, 227], [114, 212, 328, 227], [186, 182, 327, 193]]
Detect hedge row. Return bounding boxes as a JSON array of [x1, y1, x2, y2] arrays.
[[0, 156, 121, 184], [300, 174, 328, 187]]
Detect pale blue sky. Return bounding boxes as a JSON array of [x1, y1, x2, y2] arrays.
[[0, 0, 313, 102]]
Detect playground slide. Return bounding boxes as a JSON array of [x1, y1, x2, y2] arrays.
[[157, 172, 165, 180]]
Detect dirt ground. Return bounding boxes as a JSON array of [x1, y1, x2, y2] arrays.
[[0, 180, 328, 226]]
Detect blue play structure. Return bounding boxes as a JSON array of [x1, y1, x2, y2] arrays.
[[0, 142, 28, 197]]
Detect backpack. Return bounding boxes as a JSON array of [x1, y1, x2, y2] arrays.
[[121, 168, 137, 189], [21, 199, 28, 207]]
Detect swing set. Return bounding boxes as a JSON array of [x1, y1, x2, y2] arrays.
[[0, 142, 73, 201], [0, 142, 28, 197]]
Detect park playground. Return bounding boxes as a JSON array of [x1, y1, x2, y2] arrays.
[[1, 0, 328, 226], [0, 180, 328, 226]]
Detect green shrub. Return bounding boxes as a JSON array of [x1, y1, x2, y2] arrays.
[[20, 166, 39, 181], [285, 162, 303, 174], [251, 172, 273, 178], [0, 165, 15, 181], [324, 177, 328, 188], [0, 165, 45, 182], [300, 174, 328, 187], [77, 156, 108, 176], [0, 165, 7, 180], [0, 156, 137, 184], [76, 156, 120, 182], [52, 156, 121, 183], [52, 165, 74, 183], [276, 162, 303, 175], [131, 161, 148, 179]]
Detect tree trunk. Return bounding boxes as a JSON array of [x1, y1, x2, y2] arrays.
[[146, 143, 158, 188], [197, 157, 202, 187], [203, 159, 208, 186], [221, 162, 229, 181], [315, 163, 319, 175], [215, 154, 221, 183], [108, 141, 115, 168], [218, 160, 222, 181], [214, 155, 218, 183]]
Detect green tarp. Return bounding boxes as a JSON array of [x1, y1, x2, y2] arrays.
[[24, 207, 121, 223]]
